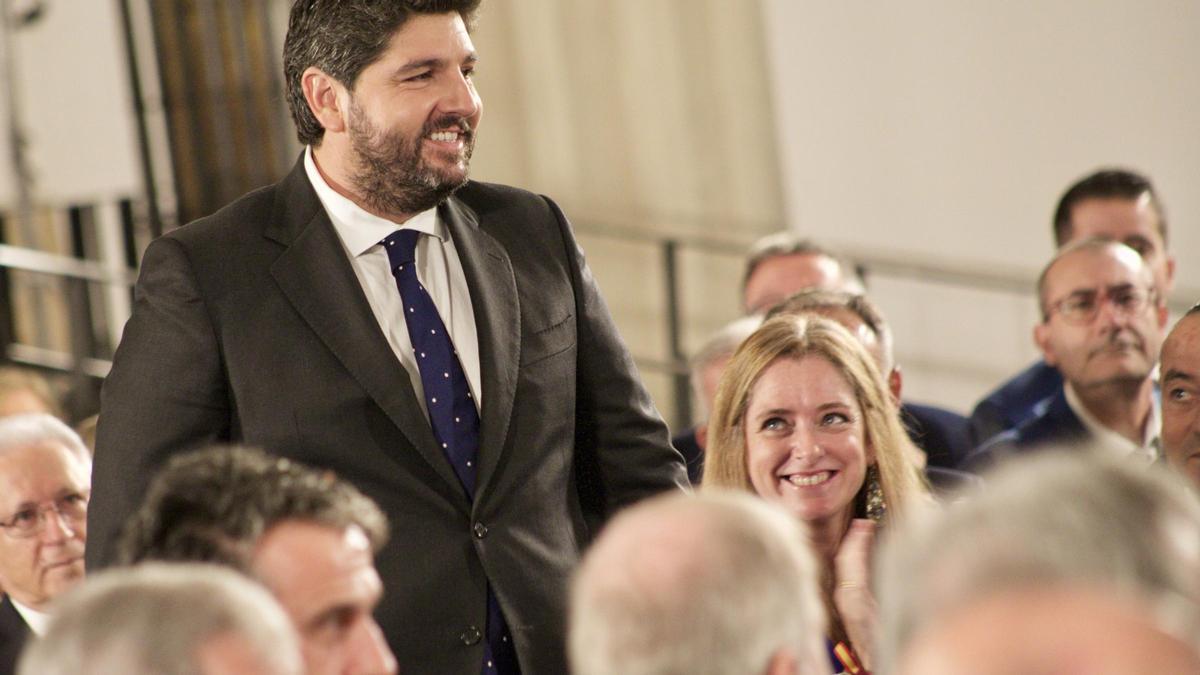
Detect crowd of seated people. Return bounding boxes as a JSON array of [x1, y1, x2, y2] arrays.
[[1, 155, 1197, 675]]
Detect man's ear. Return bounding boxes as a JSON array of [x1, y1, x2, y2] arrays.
[[1034, 323, 1057, 366], [695, 423, 709, 451], [301, 66, 348, 135], [887, 366, 903, 403], [1156, 301, 1170, 330]]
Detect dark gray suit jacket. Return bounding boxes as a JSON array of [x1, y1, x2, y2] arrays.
[[88, 158, 687, 674], [0, 596, 30, 675]]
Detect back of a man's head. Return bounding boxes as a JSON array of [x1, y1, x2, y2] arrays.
[[118, 445, 387, 568], [878, 451, 1200, 673], [742, 233, 866, 314], [569, 492, 827, 675], [18, 562, 302, 675]]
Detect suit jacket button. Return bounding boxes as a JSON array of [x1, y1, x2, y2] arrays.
[[461, 626, 482, 645], [473, 522, 488, 539]]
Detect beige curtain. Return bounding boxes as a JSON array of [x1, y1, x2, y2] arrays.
[[469, 0, 782, 425]]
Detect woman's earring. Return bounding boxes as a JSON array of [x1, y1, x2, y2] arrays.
[[865, 464, 887, 523]]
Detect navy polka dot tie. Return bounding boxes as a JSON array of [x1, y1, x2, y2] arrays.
[[382, 230, 520, 675]]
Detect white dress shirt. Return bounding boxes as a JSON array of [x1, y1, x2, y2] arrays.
[[10, 597, 50, 636], [1064, 383, 1161, 462], [304, 147, 482, 418]]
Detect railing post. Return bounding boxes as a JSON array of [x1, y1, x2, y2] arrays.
[[662, 238, 691, 432]]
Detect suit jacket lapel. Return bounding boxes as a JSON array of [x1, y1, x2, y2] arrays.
[[441, 196, 520, 500], [266, 161, 468, 500]]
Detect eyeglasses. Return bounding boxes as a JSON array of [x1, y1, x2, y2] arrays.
[[1044, 285, 1157, 325], [0, 492, 89, 539]]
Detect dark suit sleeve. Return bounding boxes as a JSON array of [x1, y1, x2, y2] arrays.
[[543, 197, 688, 519], [88, 235, 232, 569]]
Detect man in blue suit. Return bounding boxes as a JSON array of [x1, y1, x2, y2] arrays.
[[969, 169, 1176, 446], [964, 239, 1167, 471]]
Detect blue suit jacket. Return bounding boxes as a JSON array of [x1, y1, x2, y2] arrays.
[[968, 360, 1064, 447], [962, 388, 1085, 473]]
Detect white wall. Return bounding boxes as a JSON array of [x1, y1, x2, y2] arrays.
[[0, 2, 141, 207], [762, 0, 1200, 412]]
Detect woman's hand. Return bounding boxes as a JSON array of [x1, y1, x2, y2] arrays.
[[834, 518, 878, 670]]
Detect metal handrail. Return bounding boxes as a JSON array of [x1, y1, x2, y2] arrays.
[[0, 243, 137, 284]]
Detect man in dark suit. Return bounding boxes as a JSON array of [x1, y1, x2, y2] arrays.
[[0, 415, 91, 675], [87, 2, 686, 674], [969, 169, 1176, 446], [964, 239, 1167, 472]]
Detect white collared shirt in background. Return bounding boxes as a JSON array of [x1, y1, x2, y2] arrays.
[[1064, 383, 1161, 462]]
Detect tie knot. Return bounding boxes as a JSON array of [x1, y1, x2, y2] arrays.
[[382, 229, 421, 267]]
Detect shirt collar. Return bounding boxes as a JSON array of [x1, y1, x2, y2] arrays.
[[303, 146, 444, 257], [1063, 382, 1162, 460], [10, 597, 52, 636]]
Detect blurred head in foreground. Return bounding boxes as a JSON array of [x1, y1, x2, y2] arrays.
[[878, 451, 1200, 674], [569, 491, 828, 675], [18, 562, 302, 675]]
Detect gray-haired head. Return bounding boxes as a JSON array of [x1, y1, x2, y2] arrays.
[[18, 562, 303, 675], [689, 316, 763, 420], [569, 491, 828, 675], [0, 413, 89, 463], [117, 445, 388, 570], [877, 450, 1200, 673]]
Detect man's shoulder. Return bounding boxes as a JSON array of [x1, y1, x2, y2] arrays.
[[962, 390, 1084, 472], [164, 159, 316, 250], [901, 401, 970, 469], [0, 596, 30, 661], [974, 361, 1063, 421], [453, 180, 559, 223]]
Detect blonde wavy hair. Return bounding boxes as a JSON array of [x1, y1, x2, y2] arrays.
[[702, 314, 926, 523]]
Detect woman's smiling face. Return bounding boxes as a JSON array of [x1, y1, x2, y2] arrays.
[[744, 355, 870, 528]]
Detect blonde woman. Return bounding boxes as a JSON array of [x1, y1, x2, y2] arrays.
[[704, 315, 929, 673]]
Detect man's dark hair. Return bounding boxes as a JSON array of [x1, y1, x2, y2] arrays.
[[1052, 168, 1167, 247], [283, 0, 483, 146], [117, 445, 388, 571]]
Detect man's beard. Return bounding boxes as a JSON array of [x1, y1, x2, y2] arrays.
[[347, 100, 474, 217]]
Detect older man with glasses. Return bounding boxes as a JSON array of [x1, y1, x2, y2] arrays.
[[0, 414, 90, 675], [964, 238, 1168, 472]]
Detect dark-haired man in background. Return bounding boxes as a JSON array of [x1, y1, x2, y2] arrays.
[[88, 2, 686, 673], [969, 168, 1176, 447]]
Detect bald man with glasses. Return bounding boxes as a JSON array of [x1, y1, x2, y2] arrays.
[[0, 415, 90, 675], [964, 238, 1168, 472]]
